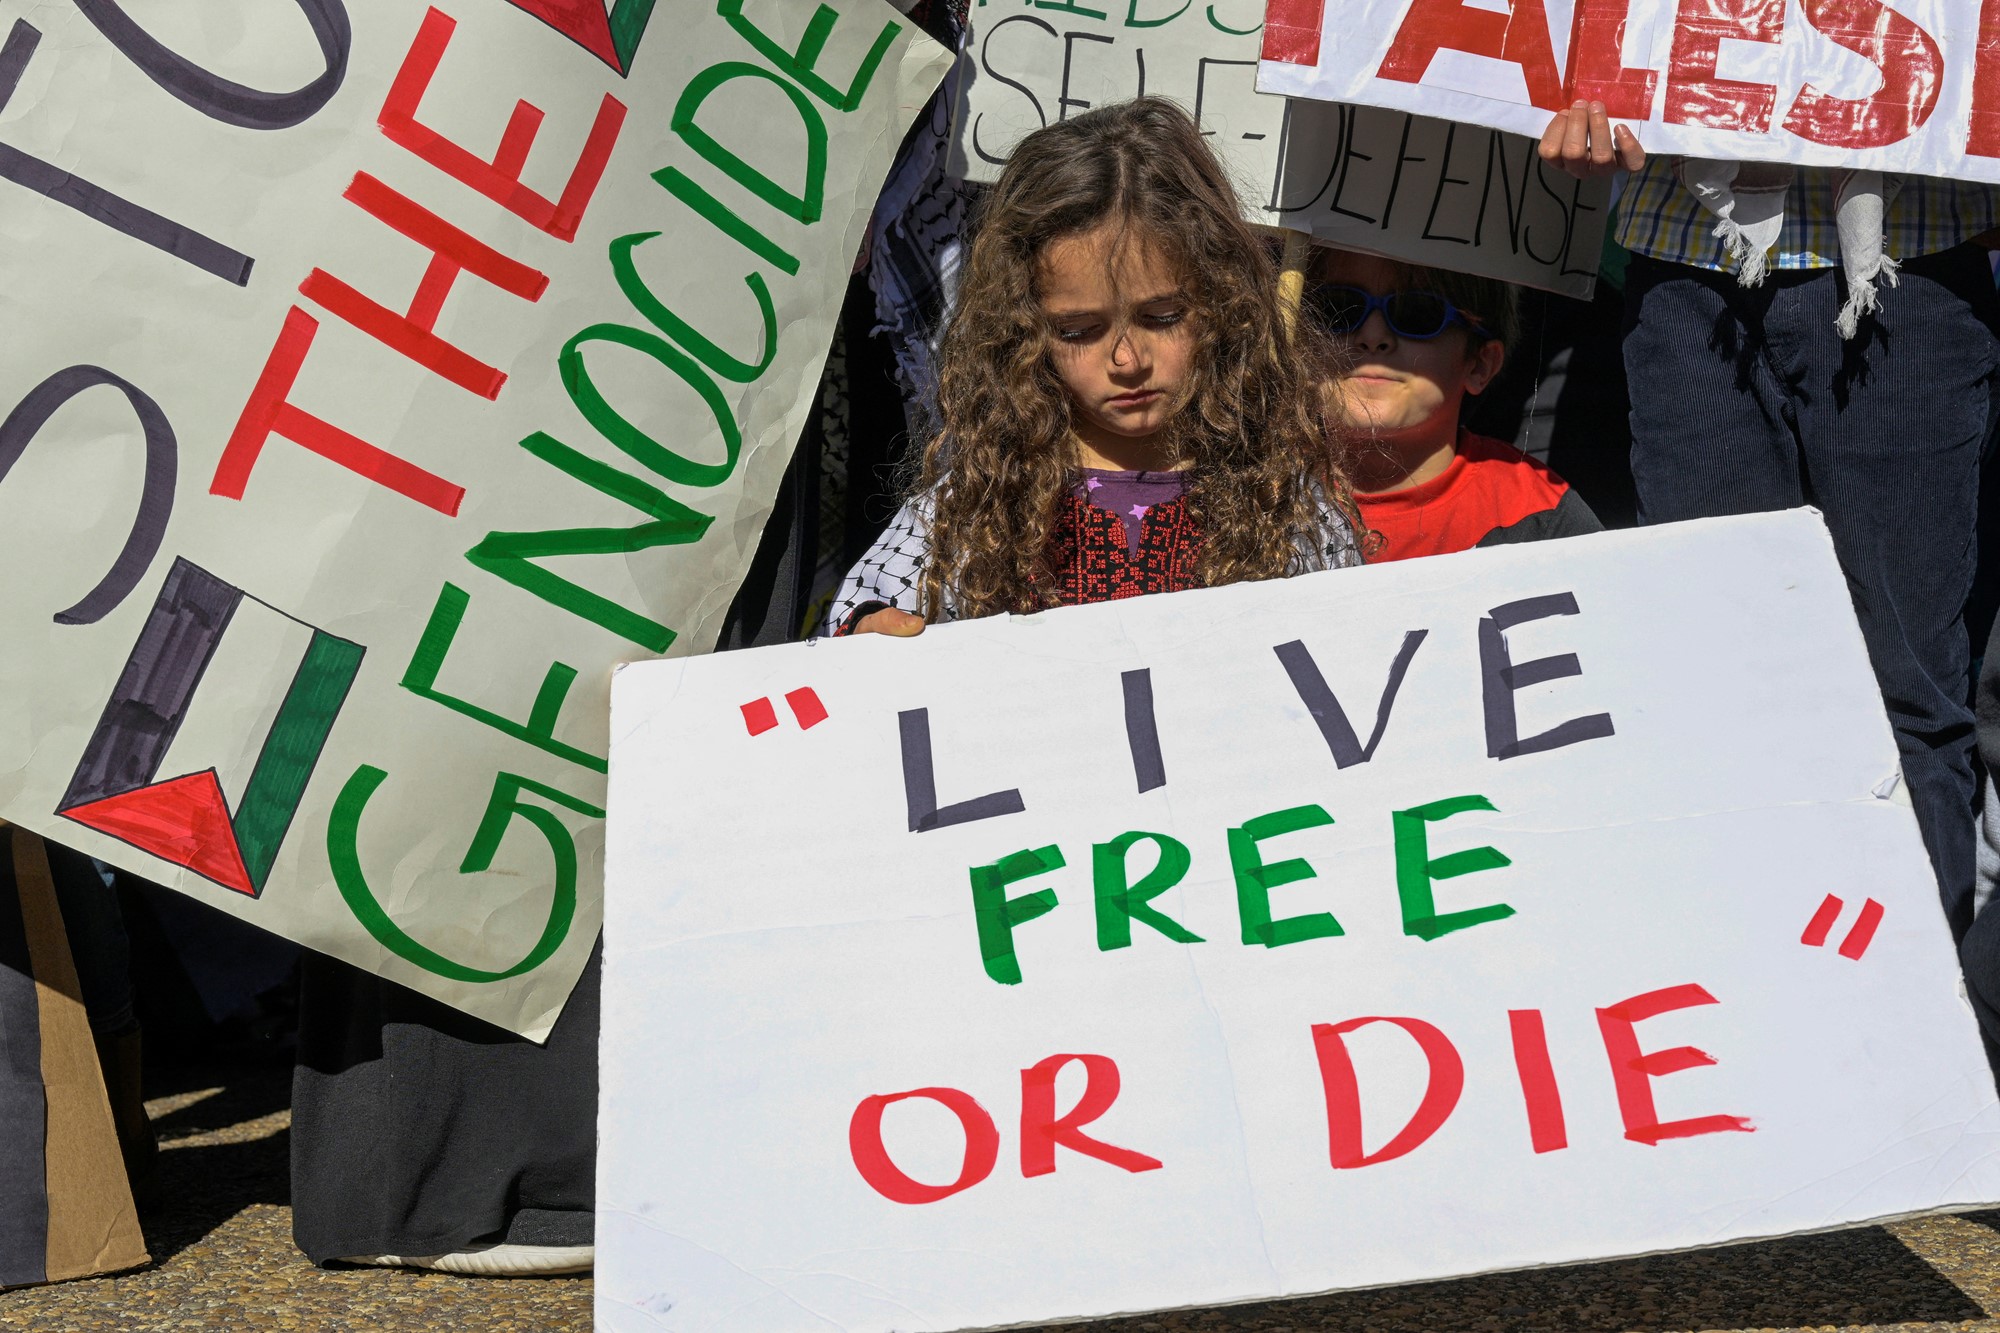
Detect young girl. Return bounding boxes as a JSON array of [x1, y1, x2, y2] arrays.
[[823, 97, 1362, 636]]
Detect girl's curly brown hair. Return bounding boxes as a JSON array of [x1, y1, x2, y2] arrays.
[[912, 97, 1360, 620]]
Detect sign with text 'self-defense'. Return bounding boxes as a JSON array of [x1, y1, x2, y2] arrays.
[[1256, 0, 2000, 179], [0, 0, 948, 1038], [951, 0, 1610, 298], [599, 509, 2000, 1331]]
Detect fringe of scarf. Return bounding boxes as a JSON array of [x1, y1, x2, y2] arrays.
[[1676, 159, 1902, 338]]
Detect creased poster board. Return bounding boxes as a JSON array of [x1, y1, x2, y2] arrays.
[[949, 1, 1609, 297], [0, 0, 948, 1037], [600, 509, 2000, 1331], [1256, 0, 2000, 181]]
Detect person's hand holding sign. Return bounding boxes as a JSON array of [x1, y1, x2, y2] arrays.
[[854, 608, 927, 636], [1539, 102, 1646, 180]]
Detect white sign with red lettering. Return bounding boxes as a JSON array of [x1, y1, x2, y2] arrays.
[[598, 509, 2000, 1332], [1255, 0, 2000, 179]]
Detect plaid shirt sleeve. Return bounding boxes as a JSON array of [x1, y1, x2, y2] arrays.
[[1616, 158, 2000, 272]]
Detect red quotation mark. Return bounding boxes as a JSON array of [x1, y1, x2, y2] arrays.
[[1801, 894, 1885, 959], [741, 688, 827, 737]]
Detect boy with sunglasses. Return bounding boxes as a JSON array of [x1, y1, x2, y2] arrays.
[[1311, 248, 1601, 561]]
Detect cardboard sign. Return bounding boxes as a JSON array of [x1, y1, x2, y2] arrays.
[[950, 1, 1609, 296], [599, 509, 2000, 1331], [1257, 0, 2000, 180], [0, 0, 948, 1037], [0, 825, 148, 1288]]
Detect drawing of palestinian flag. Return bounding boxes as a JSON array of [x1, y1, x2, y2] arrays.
[[502, 0, 658, 74], [56, 559, 362, 899]]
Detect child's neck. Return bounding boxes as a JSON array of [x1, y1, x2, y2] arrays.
[[1074, 425, 1180, 473], [1352, 420, 1462, 494]]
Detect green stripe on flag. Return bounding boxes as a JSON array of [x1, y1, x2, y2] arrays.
[[611, 0, 658, 72], [233, 631, 364, 893]]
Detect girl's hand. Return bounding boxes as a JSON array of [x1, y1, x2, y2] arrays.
[[1538, 102, 1644, 179], [854, 608, 926, 636]]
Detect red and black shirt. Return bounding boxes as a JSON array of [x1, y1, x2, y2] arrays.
[[1354, 431, 1602, 562]]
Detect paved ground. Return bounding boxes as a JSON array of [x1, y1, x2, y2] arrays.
[[7, 1061, 2000, 1332], [0, 1060, 589, 1332]]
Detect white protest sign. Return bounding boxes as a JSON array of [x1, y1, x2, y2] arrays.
[[599, 509, 2000, 1331], [950, 1, 1609, 296], [1256, 0, 2000, 180], [0, 0, 948, 1037]]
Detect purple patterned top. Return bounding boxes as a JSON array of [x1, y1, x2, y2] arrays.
[[1074, 469, 1189, 554]]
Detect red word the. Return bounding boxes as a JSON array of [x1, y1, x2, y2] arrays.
[[211, 7, 626, 517]]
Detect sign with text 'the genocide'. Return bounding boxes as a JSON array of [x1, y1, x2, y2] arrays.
[[1257, 0, 2000, 180], [952, 0, 1610, 297], [0, 0, 948, 1037], [599, 509, 2000, 1331]]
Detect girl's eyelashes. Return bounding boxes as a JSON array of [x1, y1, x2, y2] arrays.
[[1049, 306, 1188, 342]]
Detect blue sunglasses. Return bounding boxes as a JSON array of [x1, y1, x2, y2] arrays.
[[1308, 285, 1487, 340]]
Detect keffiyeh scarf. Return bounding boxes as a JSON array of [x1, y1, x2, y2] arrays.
[[1677, 158, 1904, 337]]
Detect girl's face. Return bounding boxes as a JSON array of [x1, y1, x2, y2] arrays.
[[1038, 224, 1194, 460], [1317, 251, 1500, 441]]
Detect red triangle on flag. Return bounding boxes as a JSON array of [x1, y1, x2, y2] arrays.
[[63, 770, 255, 896], [500, 0, 623, 71]]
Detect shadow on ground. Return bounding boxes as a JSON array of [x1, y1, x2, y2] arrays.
[[137, 1061, 292, 1266], [1959, 1207, 2000, 1238], [139, 1129, 290, 1267], [1072, 1225, 1984, 1331], [147, 1071, 289, 1141]]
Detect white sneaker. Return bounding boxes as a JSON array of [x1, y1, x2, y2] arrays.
[[340, 1244, 594, 1276]]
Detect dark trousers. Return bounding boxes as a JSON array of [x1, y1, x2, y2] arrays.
[[1622, 245, 2000, 937], [42, 842, 133, 1036]]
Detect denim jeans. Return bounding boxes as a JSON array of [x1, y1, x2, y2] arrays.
[[1623, 245, 2000, 937]]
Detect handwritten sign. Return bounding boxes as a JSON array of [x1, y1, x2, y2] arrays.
[[950, 0, 1609, 296], [0, 0, 948, 1037], [1257, 0, 2000, 179], [598, 509, 2000, 1330]]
